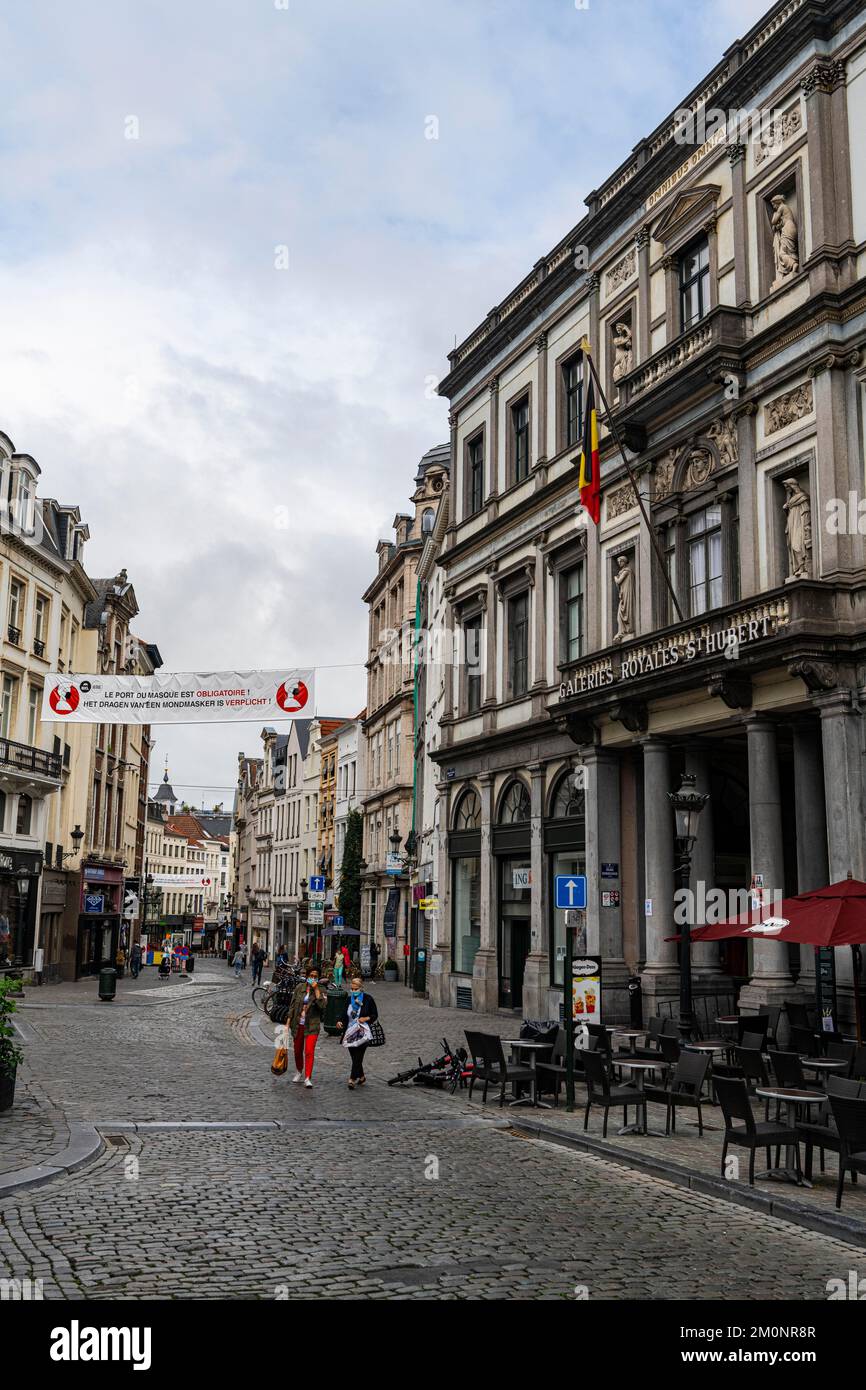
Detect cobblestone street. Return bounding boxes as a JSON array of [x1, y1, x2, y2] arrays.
[[1, 961, 863, 1300]]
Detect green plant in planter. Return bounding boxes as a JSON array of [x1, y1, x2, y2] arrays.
[[0, 976, 24, 1078], [383, 959, 398, 974]]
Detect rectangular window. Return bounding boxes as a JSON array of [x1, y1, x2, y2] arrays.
[[563, 357, 583, 449], [27, 686, 40, 745], [688, 504, 723, 616], [466, 433, 484, 516], [562, 564, 584, 663], [507, 592, 529, 698], [511, 396, 530, 483], [679, 237, 710, 331], [1, 675, 17, 738], [452, 856, 481, 974], [8, 579, 24, 637], [34, 594, 49, 646], [464, 615, 483, 713]]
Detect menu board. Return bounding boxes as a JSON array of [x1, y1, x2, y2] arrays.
[[571, 955, 602, 1025]]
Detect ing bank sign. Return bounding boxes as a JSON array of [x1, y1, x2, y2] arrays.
[[558, 599, 789, 699]]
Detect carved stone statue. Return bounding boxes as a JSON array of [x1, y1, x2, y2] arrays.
[[707, 417, 738, 469], [782, 477, 812, 580], [613, 554, 635, 642], [685, 449, 713, 490], [611, 321, 634, 383], [770, 195, 799, 290]]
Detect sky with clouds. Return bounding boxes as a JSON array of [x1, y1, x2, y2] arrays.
[[2, 0, 772, 806]]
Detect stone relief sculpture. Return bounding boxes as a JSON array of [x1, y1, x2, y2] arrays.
[[770, 194, 799, 290], [611, 321, 634, 383], [685, 449, 713, 490], [765, 380, 813, 435], [606, 248, 636, 294], [606, 483, 635, 520], [782, 477, 812, 580], [707, 417, 738, 469], [653, 452, 676, 501], [613, 554, 635, 642]]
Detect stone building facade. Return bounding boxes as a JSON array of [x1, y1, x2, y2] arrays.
[[432, 0, 866, 1027]]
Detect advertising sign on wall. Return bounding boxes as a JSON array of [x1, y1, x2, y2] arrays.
[[41, 669, 314, 725], [571, 955, 602, 1026]]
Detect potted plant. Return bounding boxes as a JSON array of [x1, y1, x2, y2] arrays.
[[383, 958, 399, 982], [0, 976, 24, 1113]]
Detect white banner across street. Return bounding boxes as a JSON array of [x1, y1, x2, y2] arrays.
[[40, 668, 314, 725], [150, 873, 214, 889]]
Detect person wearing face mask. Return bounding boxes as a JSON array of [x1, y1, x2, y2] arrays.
[[336, 975, 379, 1089], [287, 967, 326, 1088]]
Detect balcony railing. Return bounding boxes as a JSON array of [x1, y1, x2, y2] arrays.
[[7, 625, 21, 645], [32, 639, 45, 658], [0, 737, 63, 780]]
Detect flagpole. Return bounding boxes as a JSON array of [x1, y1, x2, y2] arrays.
[[580, 339, 685, 627]]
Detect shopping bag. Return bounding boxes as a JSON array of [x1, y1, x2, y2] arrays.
[[271, 1046, 288, 1075], [368, 1019, 386, 1048], [342, 1020, 372, 1049]]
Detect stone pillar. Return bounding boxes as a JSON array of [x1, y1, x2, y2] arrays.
[[472, 771, 498, 1013], [523, 762, 550, 1018], [530, 546, 547, 692], [802, 59, 853, 287], [792, 719, 829, 1003], [812, 358, 866, 578], [683, 745, 726, 979], [816, 688, 866, 1023], [635, 227, 651, 361], [584, 748, 628, 1012], [727, 144, 750, 305], [535, 331, 549, 476], [638, 738, 679, 1009], [486, 377, 500, 521], [428, 778, 453, 1008], [739, 717, 792, 1012], [734, 403, 758, 598], [482, 573, 497, 707]]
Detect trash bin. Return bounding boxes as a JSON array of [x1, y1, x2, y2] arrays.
[[323, 987, 347, 1036], [628, 975, 643, 1028], [185, 955, 195, 974], [98, 967, 117, 1002]]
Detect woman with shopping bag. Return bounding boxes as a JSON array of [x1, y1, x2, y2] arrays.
[[336, 975, 381, 1089]]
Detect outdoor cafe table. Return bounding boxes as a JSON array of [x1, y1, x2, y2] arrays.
[[613, 1029, 645, 1056], [754, 1086, 825, 1187], [800, 1057, 849, 1079], [615, 1058, 670, 1137], [504, 1039, 553, 1109]]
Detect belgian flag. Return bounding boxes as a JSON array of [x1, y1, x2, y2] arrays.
[[577, 364, 600, 525]]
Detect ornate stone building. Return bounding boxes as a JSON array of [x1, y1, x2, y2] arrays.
[[432, 0, 866, 1027]]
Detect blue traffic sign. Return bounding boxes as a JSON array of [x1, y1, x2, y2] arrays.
[[554, 875, 587, 910], [331, 914, 344, 927], [309, 875, 326, 894]]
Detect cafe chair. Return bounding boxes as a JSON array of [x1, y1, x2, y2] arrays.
[[796, 1076, 866, 1181], [714, 1075, 801, 1187], [827, 1093, 866, 1210], [581, 1049, 644, 1138], [467, 1032, 535, 1108]]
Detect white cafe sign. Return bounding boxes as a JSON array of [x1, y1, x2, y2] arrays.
[[559, 600, 789, 699]]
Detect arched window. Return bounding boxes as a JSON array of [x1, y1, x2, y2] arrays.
[[16, 793, 32, 836], [453, 789, 481, 831], [550, 773, 586, 821], [498, 780, 530, 824], [421, 507, 435, 535]]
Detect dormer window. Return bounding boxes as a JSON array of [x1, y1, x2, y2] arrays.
[[421, 507, 434, 535]]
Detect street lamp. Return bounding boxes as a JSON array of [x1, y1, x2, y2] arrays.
[[61, 825, 85, 864], [667, 770, 709, 1038]]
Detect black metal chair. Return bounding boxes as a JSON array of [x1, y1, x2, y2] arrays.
[[581, 1049, 644, 1138], [535, 1028, 567, 1104], [825, 1040, 856, 1076], [784, 999, 812, 1031], [768, 1047, 821, 1093], [796, 1076, 866, 1181], [737, 1014, 769, 1049], [827, 1093, 866, 1209], [646, 1048, 710, 1135], [756, 1005, 781, 1047], [465, 1031, 495, 1104], [789, 1023, 819, 1057], [475, 1033, 536, 1107], [714, 1075, 801, 1186]]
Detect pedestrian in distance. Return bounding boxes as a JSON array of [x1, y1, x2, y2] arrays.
[[288, 967, 326, 1087], [336, 975, 378, 1089], [251, 944, 265, 986], [158, 951, 171, 981], [332, 948, 344, 988], [368, 940, 379, 980], [232, 947, 245, 979], [130, 942, 142, 979]]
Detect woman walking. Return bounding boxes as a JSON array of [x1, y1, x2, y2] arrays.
[[332, 948, 345, 988], [336, 975, 378, 1089], [288, 967, 326, 1088]]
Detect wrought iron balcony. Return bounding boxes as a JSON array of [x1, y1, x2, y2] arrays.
[[32, 639, 45, 658], [7, 625, 21, 645], [0, 737, 62, 781]]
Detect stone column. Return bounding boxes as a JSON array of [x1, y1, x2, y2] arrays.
[[792, 719, 829, 1003], [733, 403, 758, 598], [472, 771, 499, 1014], [802, 59, 853, 288], [739, 717, 792, 1011], [812, 358, 866, 578], [535, 332, 549, 478], [428, 778, 453, 1008], [638, 738, 679, 1009], [635, 227, 651, 362], [684, 745, 726, 978], [482, 573, 497, 708], [727, 144, 750, 306], [816, 688, 866, 1023], [584, 748, 628, 1009], [531, 545, 547, 692], [486, 377, 500, 521], [523, 762, 551, 1018]]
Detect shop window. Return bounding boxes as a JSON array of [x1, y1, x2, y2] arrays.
[[452, 856, 480, 974], [453, 789, 481, 830]]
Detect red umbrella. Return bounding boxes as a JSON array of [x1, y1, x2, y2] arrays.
[[691, 876, 866, 1040]]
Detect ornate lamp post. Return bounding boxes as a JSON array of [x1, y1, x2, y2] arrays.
[[668, 771, 709, 1038]]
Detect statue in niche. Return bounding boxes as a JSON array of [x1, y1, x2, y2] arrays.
[[782, 477, 812, 580], [611, 321, 634, 383], [770, 194, 799, 290], [613, 553, 635, 643]]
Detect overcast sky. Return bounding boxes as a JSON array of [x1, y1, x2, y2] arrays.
[[4, 0, 771, 807]]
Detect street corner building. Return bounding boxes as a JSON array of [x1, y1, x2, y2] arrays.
[[425, 0, 866, 1031]]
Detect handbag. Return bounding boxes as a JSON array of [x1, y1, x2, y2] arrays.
[[368, 1019, 386, 1048], [271, 1046, 288, 1075]]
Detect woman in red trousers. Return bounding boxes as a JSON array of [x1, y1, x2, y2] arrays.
[[287, 967, 326, 1088]]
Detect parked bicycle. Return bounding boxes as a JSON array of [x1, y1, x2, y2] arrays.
[[252, 964, 298, 1013]]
